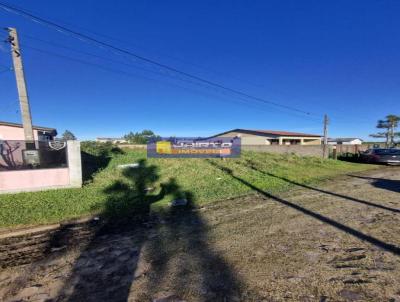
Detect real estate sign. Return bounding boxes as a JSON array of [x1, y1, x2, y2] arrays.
[[147, 137, 241, 158]]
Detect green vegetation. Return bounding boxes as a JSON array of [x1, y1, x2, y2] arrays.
[[61, 130, 77, 140], [370, 114, 400, 147], [123, 129, 160, 144], [0, 148, 375, 228]]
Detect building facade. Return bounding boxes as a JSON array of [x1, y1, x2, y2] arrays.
[[328, 138, 363, 145], [212, 129, 322, 145], [0, 121, 57, 141]]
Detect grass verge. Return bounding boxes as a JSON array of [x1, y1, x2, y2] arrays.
[[0, 149, 375, 228]]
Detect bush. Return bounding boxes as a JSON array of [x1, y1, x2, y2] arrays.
[[81, 141, 123, 157], [80, 141, 124, 182]]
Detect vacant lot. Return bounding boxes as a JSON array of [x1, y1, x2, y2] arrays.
[[0, 149, 374, 228], [1, 167, 399, 301]]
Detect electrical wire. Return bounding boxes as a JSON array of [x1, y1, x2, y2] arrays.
[[19, 34, 323, 122], [21, 43, 322, 123], [0, 99, 18, 114], [0, 1, 321, 118], [0, 2, 376, 129], [0, 65, 12, 74]]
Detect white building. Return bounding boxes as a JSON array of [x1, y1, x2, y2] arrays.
[[328, 138, 363, 145], [96, 137, 127, 144]]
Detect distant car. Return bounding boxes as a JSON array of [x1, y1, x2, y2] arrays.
[[361, 148, 400, 165]]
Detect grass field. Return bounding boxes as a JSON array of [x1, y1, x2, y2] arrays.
[[0, 149, 375, 228]]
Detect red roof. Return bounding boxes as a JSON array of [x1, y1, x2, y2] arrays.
[[212, 129, 321, 138]]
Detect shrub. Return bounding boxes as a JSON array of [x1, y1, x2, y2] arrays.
[[81, 141, 123, 157]]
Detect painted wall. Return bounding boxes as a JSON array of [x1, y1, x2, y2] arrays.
[[0, 168, 70, 192], [0, 140, 82, 194], [0, 125, 41, 141]]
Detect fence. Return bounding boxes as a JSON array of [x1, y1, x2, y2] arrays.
[[241, 144, 325, 157], [0, 140, 68, 171], [0, 140, 82, 194]]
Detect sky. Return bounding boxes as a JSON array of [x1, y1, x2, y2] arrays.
[[0, 0, 399, 140]]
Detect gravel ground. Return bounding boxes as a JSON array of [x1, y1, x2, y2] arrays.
[[1, 167, 400, 301]]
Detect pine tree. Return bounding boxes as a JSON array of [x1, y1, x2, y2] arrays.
[[61, 130, 77, 141], [370, 115, 400, 147]]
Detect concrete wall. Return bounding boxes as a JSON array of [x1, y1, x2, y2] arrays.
[[242, 145, 324, 157], [334, 144, 368, 154], [0, 140, 82, 194], [67, 140, 82, 188]]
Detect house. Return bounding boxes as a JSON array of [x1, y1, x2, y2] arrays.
[[0, 121, 57, 141], [328, 138, 363, 145], [96, 137, 127, 144], [211, 129, 322, 145]]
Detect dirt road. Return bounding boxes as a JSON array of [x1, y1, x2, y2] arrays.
[[1, 167, 400, 301]]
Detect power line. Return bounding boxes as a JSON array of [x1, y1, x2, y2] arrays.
[[21, 43, 321, 123], [19, 34, 322, 122], [20, 34, 222, 91], [3, 1, 312, 107], [9, 4, 269, 90], [0, 1, 320, 118], [0, 66, 11, 73], [0, 99, 18, 114]]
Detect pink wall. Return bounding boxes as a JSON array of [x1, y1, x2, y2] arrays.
[[0, 168, 70, 192], [0, 125, 41, 141]]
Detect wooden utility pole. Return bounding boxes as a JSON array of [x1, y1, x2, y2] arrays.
[[7, 27, 35, 148], [323, 114, 329, 158]]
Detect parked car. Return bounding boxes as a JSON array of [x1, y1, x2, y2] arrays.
[[360, 148, 400, 165]]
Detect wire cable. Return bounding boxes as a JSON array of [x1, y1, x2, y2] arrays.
[[19, 34, 322, 122], [0, 99, 18, 114], [21, 43, 322, 123], [0, 66, 12, 73], [0, 1, 321, 118]]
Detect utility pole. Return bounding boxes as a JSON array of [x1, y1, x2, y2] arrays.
[[323, 114, 329, 158], [7, 27, 35, 149]]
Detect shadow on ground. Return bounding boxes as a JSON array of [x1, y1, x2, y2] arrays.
[[53, 159, 252, 301], [348, 175, 400, 194], [207, 159, 400, 256], [81, 151, 111, 182], [242, 160, 400, 214]]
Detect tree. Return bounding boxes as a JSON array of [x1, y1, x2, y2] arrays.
[[62, 130, 77, 141], [123, 130, 159, 144], [370, 115, 400, 147]]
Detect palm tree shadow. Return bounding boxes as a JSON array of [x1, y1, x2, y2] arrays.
[[137, 181, 254, 301], [55, 159, 255, 301], [55, 159, 165, 301]]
